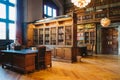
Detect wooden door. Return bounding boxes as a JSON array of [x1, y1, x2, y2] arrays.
[[101, 27, 118, 54]]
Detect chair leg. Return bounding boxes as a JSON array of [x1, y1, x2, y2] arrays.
[[50, 63, 52, 67], [35, 63, 40, 70], [38, 62, 45, 69]]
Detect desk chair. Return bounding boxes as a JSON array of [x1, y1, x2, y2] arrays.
[[87, 44, 94, 56], [35, 46, 46, 70]]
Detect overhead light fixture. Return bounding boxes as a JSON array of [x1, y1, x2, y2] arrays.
[[100, 17, 111, 27], [71, 0, 91, 8]]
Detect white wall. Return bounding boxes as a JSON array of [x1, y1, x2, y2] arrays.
[[24, 0, 43, 22]]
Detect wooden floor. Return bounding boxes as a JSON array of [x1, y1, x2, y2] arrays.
[[0, 54, 120, 80]]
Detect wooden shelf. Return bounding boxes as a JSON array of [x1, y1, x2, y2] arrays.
[[77, 23, 96, 46], [27, 14, 78, 62]]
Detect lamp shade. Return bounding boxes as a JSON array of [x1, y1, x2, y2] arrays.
[[71, 0, 91, 8], [100, 17, 111, 27]]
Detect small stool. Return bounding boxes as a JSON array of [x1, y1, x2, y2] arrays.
[[77, 56, 82, 62]]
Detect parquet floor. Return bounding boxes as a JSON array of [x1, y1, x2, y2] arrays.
[[0, 54, 120, 80]]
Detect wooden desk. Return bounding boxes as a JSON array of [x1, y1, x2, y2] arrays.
[[1, 49, 37, 73], [1, 49, 52, 73]]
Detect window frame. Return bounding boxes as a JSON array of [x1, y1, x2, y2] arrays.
[[0, 0, 16, 40], [43, 0, 58, 18]]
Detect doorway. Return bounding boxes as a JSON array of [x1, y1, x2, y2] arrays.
[[101, 27, 118, 54]]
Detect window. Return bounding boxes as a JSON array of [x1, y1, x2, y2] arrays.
[[0, 0, 16, 40], [9, 0, 16, 4], [0, 3, 6, 19], [44, 5, 47, 15], [53, 9, 57, 17], [9, 6, 16, 21], [44, 5, 57, 18], [43, 1, 58, 18], [48, 6, 52, 16], [9, 23, 16, 40], [0, 22, 6, 39]]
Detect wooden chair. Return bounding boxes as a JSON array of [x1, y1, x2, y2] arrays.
[[35, 46, 46, 70], [86, 44, 94, 56]]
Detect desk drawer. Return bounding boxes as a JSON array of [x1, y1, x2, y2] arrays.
[[13, 54, 35, 68]]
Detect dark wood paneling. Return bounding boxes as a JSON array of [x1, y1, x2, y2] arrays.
[[101, 27, 118, 54]]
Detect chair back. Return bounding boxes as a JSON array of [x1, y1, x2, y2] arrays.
[[37, 46, 46, 58], [87, 44, 93, 51], [86, 44, 95, 55]]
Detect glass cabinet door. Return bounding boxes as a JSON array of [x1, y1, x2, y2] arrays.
[[58, 26, 64, 45], [65, 25, 72, 46], [77, 25, 84, 46], [33, 28, 39, 45], [51, 27, 56, 45], [39, 28, 44, 45], [45, 28, 50, 45]]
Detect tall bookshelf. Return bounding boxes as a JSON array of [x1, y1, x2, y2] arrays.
[[28, 14, 77, 62], [77, 23, 96, 56], [77, 23, 96, 46]]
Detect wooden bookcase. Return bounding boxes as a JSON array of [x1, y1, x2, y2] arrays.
[[77, 23, 96, 45], [77, 23, 96, 55], [27, 14, 77, 62]]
